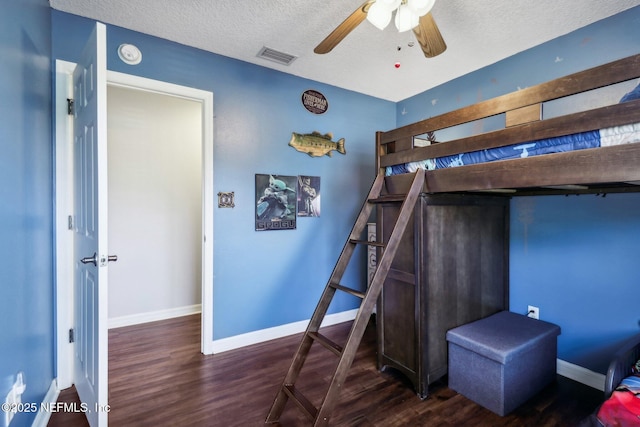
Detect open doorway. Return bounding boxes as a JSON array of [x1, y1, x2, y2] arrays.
[[107, 85, 202, 327], [55, 62, 214, 391]]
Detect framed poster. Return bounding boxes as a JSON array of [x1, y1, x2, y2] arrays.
[[255, 174, 297, 231], [297, 175, 320, 217]]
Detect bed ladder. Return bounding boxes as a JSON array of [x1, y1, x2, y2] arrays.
[[265, 169, 425, 426]]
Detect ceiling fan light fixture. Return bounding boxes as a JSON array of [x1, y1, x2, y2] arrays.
[[366, 1, 393, 30], [366, 0, 435, 33], [315, 0, 446, 58], [394, 4, 419, 32]]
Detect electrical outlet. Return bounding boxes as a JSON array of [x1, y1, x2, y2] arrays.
[[4, 372, 26, 426], [527, 305, 539, 319]]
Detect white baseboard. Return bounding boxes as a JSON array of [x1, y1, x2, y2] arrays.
[[31, 379, 59, 427], [212, 309, 359, 353], [557, 358, 605, 391], [109, 304, 201, 329]]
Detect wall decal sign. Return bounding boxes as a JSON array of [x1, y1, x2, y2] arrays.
[[301, 89, 328, 114]]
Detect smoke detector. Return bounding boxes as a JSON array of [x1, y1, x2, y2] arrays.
[[118, 44, 142, 65]]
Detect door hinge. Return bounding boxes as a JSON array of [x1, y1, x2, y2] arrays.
[[67, 98, 75, 115], [68, 328, 75, 343], [68, 215, 73, 230]]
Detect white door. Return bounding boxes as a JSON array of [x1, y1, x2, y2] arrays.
[[72, 22, 110, 427]]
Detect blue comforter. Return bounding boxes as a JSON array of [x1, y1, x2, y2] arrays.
[[433, 130, 600, 169]]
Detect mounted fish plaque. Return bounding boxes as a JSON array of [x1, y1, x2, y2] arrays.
[[301, 90, 328, 114], [288, 131, 346, 158]]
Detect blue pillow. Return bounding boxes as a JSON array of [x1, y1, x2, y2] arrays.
[[620, 83, 640, 103]]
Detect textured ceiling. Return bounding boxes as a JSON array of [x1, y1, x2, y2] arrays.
[[49, 0, 640, 102]]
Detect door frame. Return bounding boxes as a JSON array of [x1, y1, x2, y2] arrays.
[[55, 60, 215, 389]]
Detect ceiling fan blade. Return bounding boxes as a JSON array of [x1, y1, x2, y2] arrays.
[[412, 12, 447, 58], [314, 0, 374, 54]]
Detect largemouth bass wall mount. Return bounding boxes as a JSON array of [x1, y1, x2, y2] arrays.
[[288, 131, 346, 158]]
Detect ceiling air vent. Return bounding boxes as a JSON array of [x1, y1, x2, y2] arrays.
[[257, 46, 297, 66]]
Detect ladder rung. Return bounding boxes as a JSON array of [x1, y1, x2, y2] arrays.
[[330, 282, 366, 299], [368, 194, 406, 203], [308, 332, 343, 356], [349, 239, 385, 247], [265, 170, 425, 425], [283, 384, 317, 421]]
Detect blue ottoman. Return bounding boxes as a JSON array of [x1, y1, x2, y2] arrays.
[[446, 311, 561, 416]]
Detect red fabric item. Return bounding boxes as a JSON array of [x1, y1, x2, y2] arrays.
[[597, 391, 640, 426]]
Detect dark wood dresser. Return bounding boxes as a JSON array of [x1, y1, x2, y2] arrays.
[[376, 193, 510, 398]]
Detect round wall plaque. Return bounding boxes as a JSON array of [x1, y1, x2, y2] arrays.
[[301, 90, 328, 114]]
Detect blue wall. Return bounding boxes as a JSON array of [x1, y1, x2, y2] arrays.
[[397, 6, 640, 372], [511, 195, 640, 372], [52, 11, 395, 340], [0, 0, 53, 426]]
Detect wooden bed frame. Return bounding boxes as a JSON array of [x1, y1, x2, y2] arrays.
[[377, 54, 640, 196], [373, 53, 640, 399]]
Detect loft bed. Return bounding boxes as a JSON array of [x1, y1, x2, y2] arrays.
[[374, 54, 640, 400], [377, 54, 640, 196]]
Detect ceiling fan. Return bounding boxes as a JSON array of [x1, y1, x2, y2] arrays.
[[314, 0, 447, 58]]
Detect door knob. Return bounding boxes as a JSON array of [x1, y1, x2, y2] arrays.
[[80, 253, 118, 267], [99, 254, 118, 266], [80, 252, 97, 266]]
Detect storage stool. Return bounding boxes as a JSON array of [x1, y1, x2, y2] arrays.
[[446, 311, 561, 416]]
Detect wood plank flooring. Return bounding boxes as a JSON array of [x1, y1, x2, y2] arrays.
[[48, 314, 603, 426]]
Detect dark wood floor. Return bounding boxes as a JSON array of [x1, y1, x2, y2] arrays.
[[48, 314, 603, 426]]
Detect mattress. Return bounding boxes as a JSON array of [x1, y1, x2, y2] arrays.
[[385, 122, 640, 176]]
